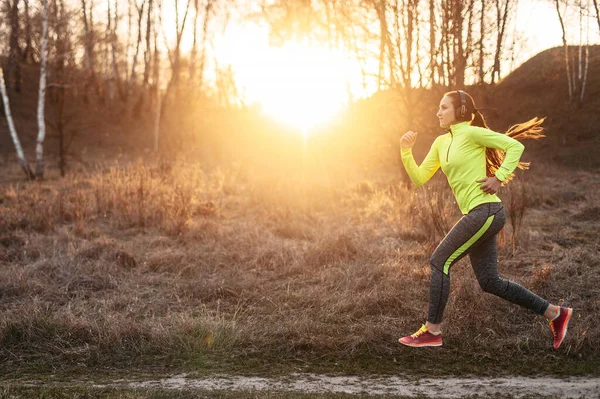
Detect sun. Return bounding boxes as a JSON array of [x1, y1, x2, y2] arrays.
[[216, 26, 355, 134], [245, 41, 351, 133]]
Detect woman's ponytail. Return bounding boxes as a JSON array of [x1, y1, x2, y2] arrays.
[[446, 90, 546, 183], [480, 117, 545, 183], [470, 106, 544, 183]]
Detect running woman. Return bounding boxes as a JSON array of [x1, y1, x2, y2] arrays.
[[397, 90, 572, 349]]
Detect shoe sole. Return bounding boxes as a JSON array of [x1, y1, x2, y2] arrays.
[[398, 339, 443, 348], [554, 308, 573, 349]]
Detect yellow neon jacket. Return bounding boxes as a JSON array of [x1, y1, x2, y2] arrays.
[[401, 121, 525, 215]]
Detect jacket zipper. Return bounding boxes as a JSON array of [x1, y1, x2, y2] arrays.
[[446, 133, 453, 163]]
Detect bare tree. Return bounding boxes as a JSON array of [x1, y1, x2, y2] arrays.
[[126, 0, 133, 82], [143, 0, 154, 87], [594, 0, 600, 31], [372, 0, 393, 90], [49, 0, 75, 177], [107, 0, 115, 101], [7, 0, 22, 93], [429, 0, 438, 86], [0, 68, 34, 179], [491, 0, 512, 84], [36, 0, 49, 178], [81, 0, 101, 102], [128, 0, 146, 98], [440, 0, 450, 86], [577, 0, 590, 104], [189, 0, 214, 86], [22, 0, 34, 64], [452, 0, 468, 88], [158, 0, 193, 119], [197, 0, 214, 88], [554, 0, 590, 106], [166, 0, 193, 91], [477, 0, 486, 84], [189, 0, 200, 81], [153, 11, 161, 152], [555, 0, 574, 100], [393, 0, 417, 90], [107, 0, 123, 102]]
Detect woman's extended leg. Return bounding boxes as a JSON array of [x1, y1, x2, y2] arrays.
[[468, 233, 549, 314], [468, 226, 573, 349]]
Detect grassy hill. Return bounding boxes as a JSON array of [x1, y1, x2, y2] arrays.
[[491, 45, 600, 168]]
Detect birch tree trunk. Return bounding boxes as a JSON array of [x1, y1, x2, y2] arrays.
[[578, 2, 590, 106], [555, 0, 573, 102], [36, 0, 50, 178], [0, 68, 34, 179], [579, 45, 589, 105]]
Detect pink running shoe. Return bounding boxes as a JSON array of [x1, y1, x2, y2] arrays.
[[549, 307, 573, 349], [398, 325, 443, 347]]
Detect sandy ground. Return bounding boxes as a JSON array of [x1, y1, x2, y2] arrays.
[[17, 373, 600, 398]]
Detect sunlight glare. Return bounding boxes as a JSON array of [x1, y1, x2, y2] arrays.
[[217, 26, 354, 134]]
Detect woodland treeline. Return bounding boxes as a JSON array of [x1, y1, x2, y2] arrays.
[[0, 0, 597, 179]]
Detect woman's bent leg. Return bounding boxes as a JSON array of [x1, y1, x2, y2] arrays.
[[427, 203, 505, 324]]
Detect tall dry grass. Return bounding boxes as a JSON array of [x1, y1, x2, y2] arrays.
[[502, 176, 530, 255], [0, 159, 597, 374]]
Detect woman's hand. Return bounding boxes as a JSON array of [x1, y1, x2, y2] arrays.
[[476, 176, 502, 195], [400, 131, 418, 148]]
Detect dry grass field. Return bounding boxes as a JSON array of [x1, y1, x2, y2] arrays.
[[0, 151, 598, 378]]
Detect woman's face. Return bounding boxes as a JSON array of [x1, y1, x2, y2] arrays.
[[436, 95, 457, 128]]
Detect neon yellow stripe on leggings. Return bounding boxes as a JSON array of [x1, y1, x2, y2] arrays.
[[443, 214, 495, 275]]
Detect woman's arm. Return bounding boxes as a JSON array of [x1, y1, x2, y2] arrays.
[[469, 126, 525, 182], [400, 136, 441, 187]]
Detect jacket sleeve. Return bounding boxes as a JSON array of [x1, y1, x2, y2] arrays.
[[400, 138, 441, 187], [469, 127, 525, 182]]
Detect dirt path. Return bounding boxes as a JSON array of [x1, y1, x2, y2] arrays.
[[32, 373, 599, 398]]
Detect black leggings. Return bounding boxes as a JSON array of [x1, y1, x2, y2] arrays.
[[428, 202, 549, 324]]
